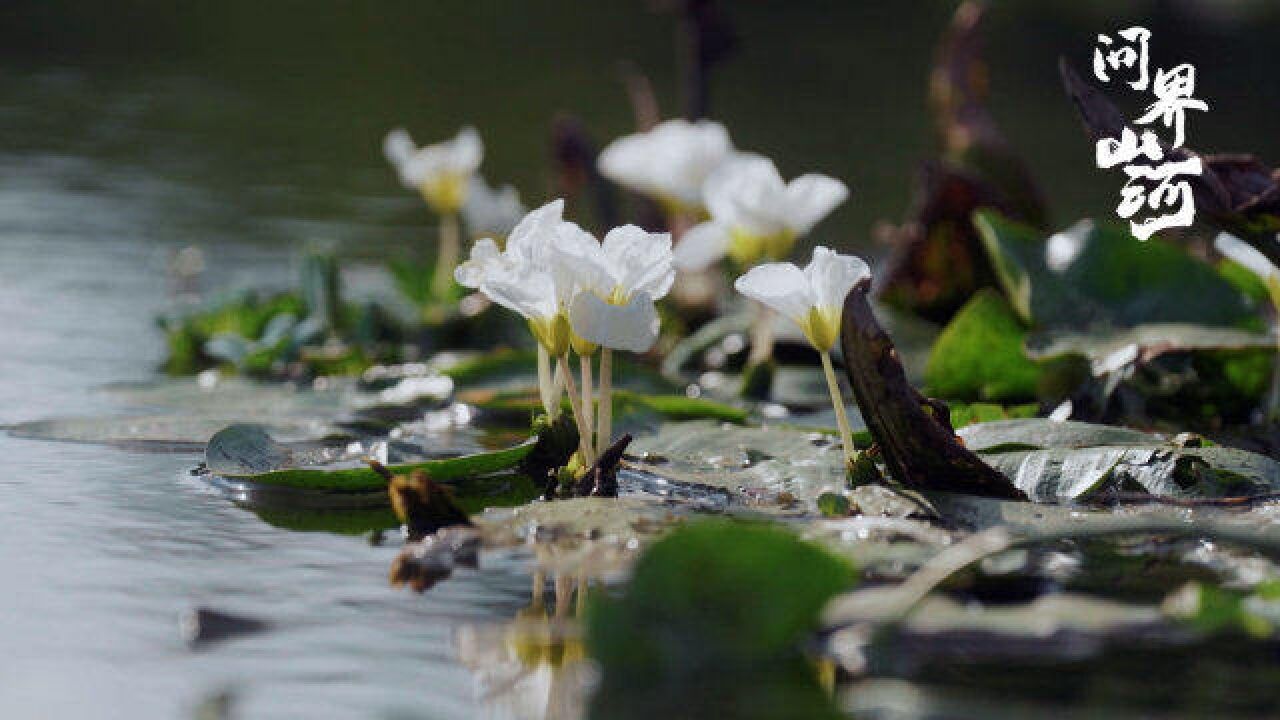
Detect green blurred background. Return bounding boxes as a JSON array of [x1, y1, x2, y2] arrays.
[[2, 0, 1277, 255]]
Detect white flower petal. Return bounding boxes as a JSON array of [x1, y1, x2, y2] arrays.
[[569, 292, 661, 353], [733, 262, 812, 322], [1215, 232, 1280, 283], [602, 225, 675, 300], [673, 222, 731, 272], [461, 175, 525, 238], [450, 126, 484, 174], [506, 199, 566, 267], [551, 231, 612, 297], [803, 246, 870, 311], [598, 119, 734, 206], [784, 174, 848, 234], [383, 128, 417, 171], [704, 154, 789, 235], [454, 237, 503, 288], [480, 268, 558, 321]]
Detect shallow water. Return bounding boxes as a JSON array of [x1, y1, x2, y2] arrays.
[[0, 73, 539, 719]]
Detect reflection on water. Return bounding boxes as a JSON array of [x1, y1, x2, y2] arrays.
[[455, 571, 593, 720]]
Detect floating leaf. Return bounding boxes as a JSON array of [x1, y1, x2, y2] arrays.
[[205, 423, 536, 492], [958, 418, 1160, 453], [981, 444, 1280, 502]]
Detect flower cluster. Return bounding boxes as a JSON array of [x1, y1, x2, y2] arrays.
[[385, 116, 868, 473], [457, 199, 673, 463]]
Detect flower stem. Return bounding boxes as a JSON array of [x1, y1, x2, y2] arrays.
[[580, 354, 594, 452], [597, 348, 614, 449], [559, 354, 595, 464], [536, 345, 555, 417], [747, 301, 776, 368], [431, 212, 460, 301], [820, 350, 856, 464]]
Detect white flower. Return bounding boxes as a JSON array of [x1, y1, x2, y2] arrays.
[[453, 237, 504, 289], [733, 246, 870, 351], [562, 225, 674, 353], [675, 154, 849, 271], [383, 126, 484, 214], [598, 119, 734, 212], [461, 175, 525, 240], [462, 199, 597, 356]]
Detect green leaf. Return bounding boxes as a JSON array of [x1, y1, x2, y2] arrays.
[[974, 211, 1253, 329], [925, 289, 1044, 401], [205, 423, 536, 492], [586, 520, 854, 679], [947, 402, 1039, 429]]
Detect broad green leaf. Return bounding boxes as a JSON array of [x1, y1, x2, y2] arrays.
[[925, 289, 1043, 401], [587, 520, 853, 679], [974, 211, 1254, 329], [205, 423, 536, 491]]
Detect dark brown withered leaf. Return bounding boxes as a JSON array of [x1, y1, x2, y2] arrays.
[[376, 462, 472, 542], [840, 280, 1026, 500]]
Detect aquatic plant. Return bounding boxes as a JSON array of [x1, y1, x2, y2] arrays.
[[735, 246, 868, 470], [384, 126, 484, 301], [597, 118, 734, 220], [677, 153, 848, 385], [456, 199, 600, 461], [564, 224, 675, 458], [461, 174, 525, 243], [674, 153, 847, 272]]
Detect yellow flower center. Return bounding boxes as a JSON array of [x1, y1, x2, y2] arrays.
[[571, 332, 598, 356], [654, 193, 707, 221], [419, 173, 468, 215], [799, 306, 840, 352], [528, 313, 571, 357], [727, 227, 796, 268]]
